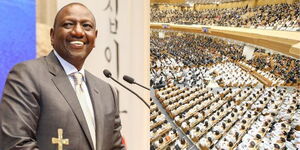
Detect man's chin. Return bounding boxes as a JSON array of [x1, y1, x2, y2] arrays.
[[66, 48, 91, 62], [68, 48, 86, 55], [68, 51, 87, 60]]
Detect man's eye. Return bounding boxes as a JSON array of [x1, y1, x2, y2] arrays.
[[63, 23, 73, 28], [83, 24, 93, 30]]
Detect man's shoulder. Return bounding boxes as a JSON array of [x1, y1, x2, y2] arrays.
[[10, 56, 47, 73]]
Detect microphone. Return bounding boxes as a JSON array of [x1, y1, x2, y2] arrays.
[[123, 75, 134, 84], [103, 69, 150, 109], [103, 69, 112, 78], [123, 75, 150, 91]]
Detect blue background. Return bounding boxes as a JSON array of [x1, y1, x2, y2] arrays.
[[0, 0, 36, 97]]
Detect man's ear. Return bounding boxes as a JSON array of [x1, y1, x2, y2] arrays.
[[93, 29, 98, 48], [95, 29, 98, 38], [50, 28, 54, 46]]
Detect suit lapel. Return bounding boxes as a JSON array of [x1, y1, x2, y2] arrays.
[[85, 71, 105, 150], [45, 51, 95, 150]]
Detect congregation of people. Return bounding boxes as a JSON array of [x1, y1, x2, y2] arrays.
[[151, 2, 300, 31], [150, 1, 299, 149], [150, 30, 300, 149], [150, 31, 300, 88], [152, 84, 300, 149], [150, 98, 189, 150], [245, 50, 300, 86]]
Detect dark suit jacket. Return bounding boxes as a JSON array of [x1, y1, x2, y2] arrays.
[[0, 51, 124, 150]]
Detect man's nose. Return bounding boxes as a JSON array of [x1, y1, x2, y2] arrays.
[[71, 24, 84, 37]]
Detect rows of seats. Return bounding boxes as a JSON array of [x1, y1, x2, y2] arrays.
[[150, 15, 299, 149], [150, 98, 189, 150], [194, 88, 264, 148], [213, 88, 279, 149], [152, 84, 299, 149]]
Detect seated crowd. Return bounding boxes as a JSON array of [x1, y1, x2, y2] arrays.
[[150, 98, 189, 150], [150, 30, 300, 88], [150, 29, 299, 149], [245, 49, 300, 86], [151, 2, 300, 31], [212, 62, 259, 87], [153, 84, 300, 149]]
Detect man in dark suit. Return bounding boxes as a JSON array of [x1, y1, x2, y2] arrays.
[[0, 3, 124, 150]]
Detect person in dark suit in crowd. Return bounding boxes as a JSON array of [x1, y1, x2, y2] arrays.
[[0, 3, 124, 150]]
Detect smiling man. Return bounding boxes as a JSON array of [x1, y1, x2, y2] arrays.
[[51, 3, 97, 71], [0, 3, 124, 150]]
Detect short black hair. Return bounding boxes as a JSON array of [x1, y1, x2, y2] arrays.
[[53, 3, 96, 29]]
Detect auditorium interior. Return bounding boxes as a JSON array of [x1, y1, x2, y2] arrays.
[[149, 0, 300, 149]]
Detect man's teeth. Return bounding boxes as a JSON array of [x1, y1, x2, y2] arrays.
[[70, 41, 84, 46]]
